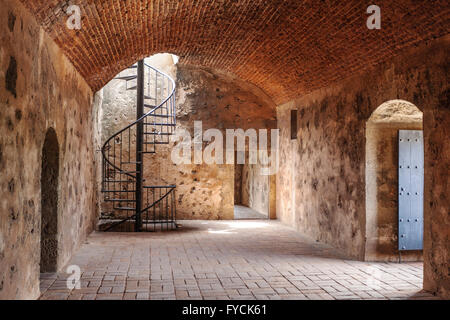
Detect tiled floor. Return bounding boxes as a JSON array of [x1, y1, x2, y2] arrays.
[[39, 220, 437, 300], [234, 205, 268, 219]]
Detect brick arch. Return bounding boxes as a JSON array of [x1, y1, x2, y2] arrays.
[[20, 0, 449, 104]]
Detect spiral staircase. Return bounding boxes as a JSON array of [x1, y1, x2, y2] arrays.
[[101, 60, 177, 232]]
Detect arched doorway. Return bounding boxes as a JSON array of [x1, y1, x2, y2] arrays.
[[40, 128, 60, 273], [365, 100, 423, 262]]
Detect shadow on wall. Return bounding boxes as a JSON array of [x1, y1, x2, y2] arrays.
[[40, 128, 60, 273], [365, 100, 423, 262]]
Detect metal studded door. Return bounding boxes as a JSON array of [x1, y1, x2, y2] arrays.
[[398, 130, 424, 251]]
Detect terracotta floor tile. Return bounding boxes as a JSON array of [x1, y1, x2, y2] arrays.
[[39, 220, 434, 300]]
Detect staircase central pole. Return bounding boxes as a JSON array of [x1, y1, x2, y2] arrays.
[[135, 60, 144, 231]]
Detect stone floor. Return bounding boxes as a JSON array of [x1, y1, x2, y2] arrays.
[[39, 220, 438, 300], [234, 205, 268, 220]]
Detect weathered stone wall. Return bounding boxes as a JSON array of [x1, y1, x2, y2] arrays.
[[242, 163, 270, 217], [276, 36, 449, 298], [422, 39, 450, 299], [0, 0, 98, 299], [99, 58, 276, 220]]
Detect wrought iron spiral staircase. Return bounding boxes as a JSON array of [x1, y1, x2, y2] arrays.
[[101, 60, 177, 232]]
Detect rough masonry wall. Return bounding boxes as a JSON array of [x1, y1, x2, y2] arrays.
[[99, 59, 276, 220], [165, 64, 277, 219], [276, 36, 449, 299], [242, 163, 270, 217], [423, 40, 450, 299], [0, 0, 98, 299]]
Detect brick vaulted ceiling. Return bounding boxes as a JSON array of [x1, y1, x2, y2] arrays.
[[20, 0, 449, 104]]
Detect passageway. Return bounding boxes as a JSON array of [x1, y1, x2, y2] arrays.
[[40, 128, 60, 273], [234, 205, 267, 220], [1, 0, 448, 300], [39, 220, 436, 300]]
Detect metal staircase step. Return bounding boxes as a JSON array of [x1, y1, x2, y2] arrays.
[[114, 75, 137, 81], [102, 61, 178, 232], [144, 123, 176, 126], [114, 207, 135, 211], [147, 114, 170, 118], [143, 141, 170, 145], [143, 132, 172, 135], [150, 106, 168, 111]]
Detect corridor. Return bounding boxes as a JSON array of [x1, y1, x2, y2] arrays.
[[2, 0, 448, 300], [39, 221, 436, 300]]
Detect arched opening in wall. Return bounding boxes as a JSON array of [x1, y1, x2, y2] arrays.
[[98, 53, 179, 231], [98, 52, 276, 229], [40, 128, 60, 272], [365, 100, 423, 263]]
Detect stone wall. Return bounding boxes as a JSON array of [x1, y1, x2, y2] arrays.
[[276, 36, 449, 297], [0, 0, 98, 299], [99, 57, 276, 220], [242, 163, 270, 217]]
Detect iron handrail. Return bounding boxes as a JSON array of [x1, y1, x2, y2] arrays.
[[101, 61, 177, 230], [141, 186, 176, 213], [101, 64, 176, 179]]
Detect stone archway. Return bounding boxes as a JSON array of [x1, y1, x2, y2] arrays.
[[365, 100, 423, 262], [40, 128, 60, 273]]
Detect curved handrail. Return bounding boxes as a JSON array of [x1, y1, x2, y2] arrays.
[[142, 185, 176, 213], [101, 61, 177, 231], [102, 186, 176, 232], [101, 63, 176, 180]]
